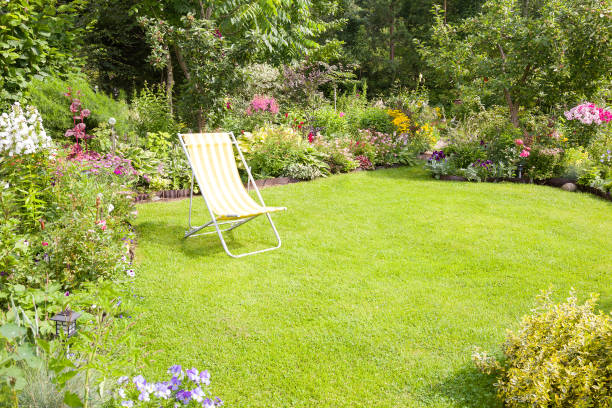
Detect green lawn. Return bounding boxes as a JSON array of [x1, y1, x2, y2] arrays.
[[133, 166, 612, 408]]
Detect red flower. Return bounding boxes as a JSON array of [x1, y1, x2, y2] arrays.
[[285, 112, 289, 118], [308, 132, 314, 143], [42, 241, 48, 246], [298, 125, 302, 129]]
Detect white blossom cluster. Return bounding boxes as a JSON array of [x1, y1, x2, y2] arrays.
[[0, 102, 52, 156]]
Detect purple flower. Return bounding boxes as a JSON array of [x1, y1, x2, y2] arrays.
[[138, 391, 150, 402], [168, 375, 181, 390], [120, 401, 133, 408], [117, 376, 129, 385], [126, 269, 135, 277], [203, 398, 215, 408], [214, 397, 224, 406], [176, 390, 192, 404], [133, 375, 146, 391], [186, 368, 199, 382], [191, 387, 205, 402], [199, 370, 211, 385], [168, 364, 183, 378], [154, 382, 171, 399]]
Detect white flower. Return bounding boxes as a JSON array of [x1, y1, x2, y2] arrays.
[[1, 180, 8, 190], [0, 102, 52, 156], [108, 203, 115, 214]]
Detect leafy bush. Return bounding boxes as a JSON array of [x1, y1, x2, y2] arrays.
[[25, 76, 135, 139], [524, 147, 563, 181], [473, 290, 612, 408], [358, 108, 395, 134], [311, 106, 353, 138], [284, 163, 325, 180], [132, 83, 180, 138]]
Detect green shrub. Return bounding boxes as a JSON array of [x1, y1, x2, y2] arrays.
[[473, 290, 612, 408], [283, 163, 324, 180], [24, 75, 135, 139], [311, 105, 353, 138], [524, 147, 563, 180], [358, 107, 395, 134], [132, 83, 180, 137], [445, 142, 487, 169]]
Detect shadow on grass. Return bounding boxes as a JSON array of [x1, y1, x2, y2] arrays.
[[429, 364, 501, 408], [136, 218, 280, 260]]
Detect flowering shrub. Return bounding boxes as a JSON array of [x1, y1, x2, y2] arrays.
[[245, 95, 279, 115], [113, 365, 223, 407], [0, 102, 52, 156], [564, 103, 612, 125], [473, 290, 612, 407]]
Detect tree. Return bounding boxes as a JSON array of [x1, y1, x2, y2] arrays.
[[137, 0, 343, 130], [419, 0, 612, 129], [0, 0, 85, 107]]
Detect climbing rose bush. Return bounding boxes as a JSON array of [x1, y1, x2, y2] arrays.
[[113, 365, 223, 407], [0, 102, 52, 156], [564, 103, 612, 125]]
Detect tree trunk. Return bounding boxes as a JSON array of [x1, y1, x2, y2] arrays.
[[165, 45, 174, 116], [389, 5, 395, 61], [503, 88, 520, 128], [174, 45, 204, 132], [443, 0, 447, 24]]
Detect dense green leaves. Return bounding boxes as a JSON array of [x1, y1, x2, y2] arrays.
[[0, 0, 85, 108], [419, 0, 612, 125]]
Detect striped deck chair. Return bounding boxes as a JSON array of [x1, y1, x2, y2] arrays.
[[178, 132, 285, 258]]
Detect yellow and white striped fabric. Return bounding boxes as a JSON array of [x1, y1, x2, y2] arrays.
[[181, 133, 286, 221]]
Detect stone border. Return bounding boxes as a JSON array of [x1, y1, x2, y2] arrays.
[[438, 175, 612, 202]]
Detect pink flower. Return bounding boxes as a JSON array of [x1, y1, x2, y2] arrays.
[[339, 112, 345, 118], [226, 102, 231, 110], [42, 242, 48, 246], [81, 109, 91, 118], [308, 132, 314, 143], [519, 149, 530, 158], [515, 139, 524, 146]]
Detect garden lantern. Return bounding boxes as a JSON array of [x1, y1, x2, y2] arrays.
[[51, 309, 81, 338], [517, 163, 524, 179]]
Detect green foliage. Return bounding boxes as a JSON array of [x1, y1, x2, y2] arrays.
[[133, 83, 180, 137], [25, 76, 135, 139], [473, 290, 612, 407], [0, 0, 85, 108], [312, 106, 353, 137], [524, 147, 562, 181], [358, 108, 395, 134], [420, 0, 612, 126], [144, 132, 173, 157], [284, 163, 326, 180], [559, 147, 594, 180]]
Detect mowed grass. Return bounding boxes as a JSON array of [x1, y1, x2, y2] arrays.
[[133, 166, 612, 408]]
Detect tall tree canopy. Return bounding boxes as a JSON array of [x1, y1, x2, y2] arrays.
[[419, 0, 612, 126]]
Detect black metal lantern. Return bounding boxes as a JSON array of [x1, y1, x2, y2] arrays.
[[517, 163, 524, 179], [51, 309, 81, 338]]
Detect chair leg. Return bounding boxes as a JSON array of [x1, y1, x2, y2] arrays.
[[214, 213, 282, 258]]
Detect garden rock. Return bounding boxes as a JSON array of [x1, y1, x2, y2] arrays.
[[561, 183, 577, 192]]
